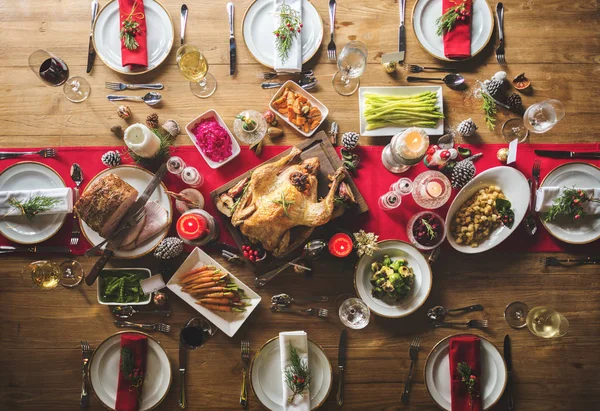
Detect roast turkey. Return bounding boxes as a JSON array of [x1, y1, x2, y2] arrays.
[[231, 147, 347, 257]]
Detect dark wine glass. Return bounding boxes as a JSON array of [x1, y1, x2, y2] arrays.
[[29, 50, 90, 102], [180, 316, 216, 349]]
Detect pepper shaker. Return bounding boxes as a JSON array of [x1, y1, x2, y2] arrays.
[[329, 121, 339, 146]]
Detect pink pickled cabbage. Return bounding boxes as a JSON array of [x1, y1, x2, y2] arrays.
[[192, 117, 233, 162]]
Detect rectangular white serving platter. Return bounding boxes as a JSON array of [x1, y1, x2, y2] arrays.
[[167, 247, 261, 337], [358, 86, 444, 136]]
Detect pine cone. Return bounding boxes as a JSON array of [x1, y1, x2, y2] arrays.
[[101, 151, 121, 167], [457, 118, 478, 137], [110, 125, 123, 137], [451, 159, 476, 189], [153, 237, 184, 260], [485, 79, 504, 98], [341, 132, 360, 150], [146, 113, 159, 129], [507, 93, 522, 110]]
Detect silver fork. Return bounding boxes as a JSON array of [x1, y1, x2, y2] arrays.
[[327, 0, 337, 60], [84, 207, 147, 256], [114, 320, 171, 333], [401, 337, 420, 405], [495, 3, 506, 65], [105, 81, 164, 91], [270, 305, 328, 318], [433, 319, 489, 328], [240, 340, 250, 408], [80, 340, 92, 408], [0, 148, 57, 160], [408, 64, 457, 73]]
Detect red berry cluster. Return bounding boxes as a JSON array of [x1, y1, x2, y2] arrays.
[[242, 245, 263, 262], [121, 21, 140, 35], [292, 374, 306, 384], [455, 3, 470, 21], [572, 190, 587, 219]]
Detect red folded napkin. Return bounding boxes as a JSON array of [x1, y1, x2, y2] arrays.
[[119, 0, 148, 67], [442, 0, 472, 59], [116, 333, 148, 411], [449, 335, 482, 411]]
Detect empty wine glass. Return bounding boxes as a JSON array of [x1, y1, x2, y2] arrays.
[[524, 99, 565, 133], [29, 50, 90, 102], [504, 301, 529, 329], [332, 41, 368, 96], [338, 297, 370, 329], [176, 44, 217, 98]]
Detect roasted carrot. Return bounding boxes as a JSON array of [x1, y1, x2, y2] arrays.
[[182, 281, 226, 292], [180, 274, 227, 287], [197, 298, 240, 305], [195, 303, 245, 312], [178, 266, 214, 281]]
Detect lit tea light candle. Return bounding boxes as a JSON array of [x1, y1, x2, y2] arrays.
[[395, 127, 430, 162], [177, 213, 209, 241], [426, 180, 443, 198], [328, 233, 353, 258]]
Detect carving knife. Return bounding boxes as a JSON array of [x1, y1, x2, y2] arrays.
[[227, 2, 236, 76], [179, 342, 188, 408], [336, 329, 347, 406], [534, 150, 600, 159], [0, 245, 71, 254], [85, 163, 168, 285], [504, 334, 514, 411], [382, 0, 406, 64], [86, 0, 99, 73]]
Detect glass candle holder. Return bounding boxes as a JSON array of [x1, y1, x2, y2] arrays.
[[412, 171, 451, 209], [181, 166, 204, 188], [233, 110, 267, 145], [382, 128, 430, 174], [390, 177, 414, 196], [378, 191, 402, 211]]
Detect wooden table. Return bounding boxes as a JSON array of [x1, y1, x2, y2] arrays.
[[1, 0, 599, 410]]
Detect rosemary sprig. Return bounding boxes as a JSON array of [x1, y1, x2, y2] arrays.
[[481, 91, 497, 130], [273, 3, 302, 63], [545, 187, 600, 222], [435, 2, 468, 36], [7, 196, 60, 221], [421, 218, 437, 240], [457, 362, 479, 410], [120, 347, 145, 389], [231, 182, 250, 214], [272, 191, 295, 218], [284, 343, 310, 405]]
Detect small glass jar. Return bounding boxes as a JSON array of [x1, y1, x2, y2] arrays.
[[378, 191, 402, 211], [390, 177, 414, 196], [176, 209, 219, 246], [181, 166, 204, 188]]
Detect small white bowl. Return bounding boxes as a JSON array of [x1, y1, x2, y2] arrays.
[[97, 268, 152, 306], [185, 109, 241, 169], [269, 80, 328, 137]]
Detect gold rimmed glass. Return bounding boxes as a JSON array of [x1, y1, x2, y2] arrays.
[[176, 45, 217, 98]]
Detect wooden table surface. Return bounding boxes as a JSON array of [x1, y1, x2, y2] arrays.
[[1, 0, 599, 410]]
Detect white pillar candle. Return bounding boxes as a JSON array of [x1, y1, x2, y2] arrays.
[[124, 123, 161, 158]]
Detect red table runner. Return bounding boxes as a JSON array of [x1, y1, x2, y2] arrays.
[[1, 143, 598, 255]]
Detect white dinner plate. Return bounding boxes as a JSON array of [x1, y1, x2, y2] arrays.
[[93, 0, 174, 75], [358, 86, 444, 137], [0, 162, 67, 244], [425, 334, 507, 410], [540, 162, 600, 244], [412, 0, 494, 61], [80, 166, 172, 259], [250, 337, 332, 411], [243, 0, 323, 68], [354, 240, 432, 318], [167, 247, 262, 337], [89, 331, 171, 411], [445, 166, 530, 254]]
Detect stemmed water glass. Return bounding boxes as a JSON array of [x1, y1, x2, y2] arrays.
[[332, 41, 368, 96], [29, 50, 90, 102], [176, 45, 217, 98], [502, 99, 565, 142]]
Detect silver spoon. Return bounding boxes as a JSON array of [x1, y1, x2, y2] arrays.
[[254, 240, 327, 287], [112, 305, 171, 319], [271, 293, 328, 306], [427, 304, 484, 322], [107, 92, 162, 106], [406, 73, 465, 89]]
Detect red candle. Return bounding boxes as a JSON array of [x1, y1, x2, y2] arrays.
[[177, 213, 208, 241], [328, 233, 353, 258]]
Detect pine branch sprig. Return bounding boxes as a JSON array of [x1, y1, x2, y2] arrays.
[[273, 3, 303, 63], [545, 187, 600, 222], [457, 361, 479, 410], [435, 2, 469, 36], [120, 347, 145, 389], [481, 91, 497, 131], [6, 196, 60, 221], [284, 343, 310, 405]]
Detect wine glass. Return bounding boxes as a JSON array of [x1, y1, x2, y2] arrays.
[[502, 99, 565, 142], [22, 260, 83, 289], [180, 316, 216, 349], [332, 41, 368, 96], [504, 301, 529, 329], [338, 297, 370, 329], [526, 306, 569, 338], [29, 50, 90, 103], [176, 45, 217, 98]]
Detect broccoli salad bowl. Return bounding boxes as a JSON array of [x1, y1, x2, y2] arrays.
[[354, 240, 432, 318]]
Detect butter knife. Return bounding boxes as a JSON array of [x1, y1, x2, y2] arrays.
[[227, 2, 236, 76], [179, 342, 188, 409], [86, 0, 99, 73], [336, 329, 347, 406], [504, 335, 514, 410], [85, 163, 168, 285], [0, 245, 71, 254]]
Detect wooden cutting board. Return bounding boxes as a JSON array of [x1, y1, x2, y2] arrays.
[[210, 131, 368, 272]]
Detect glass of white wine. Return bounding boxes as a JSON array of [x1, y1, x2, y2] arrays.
[[23, 261, 61, 290], [332, 41, 368, 96], [526, 306, 569, 338], [176, 45, 217, 98]]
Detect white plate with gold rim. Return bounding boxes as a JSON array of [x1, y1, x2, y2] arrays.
[[80, 166, 171, 259], [0, 162, 67, 245], [89, 331, 171, 411], [243, 0, 323, 68], [93, 0, 174, 75], [412, 0, 494, 61], [424, 334, 507, 410], [250, 337, 332, 410], [540, 162, 600, 244], [354, 240, 432, 318]]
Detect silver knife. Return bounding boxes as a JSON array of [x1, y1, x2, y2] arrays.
[[504, 334, 514, 411], [179, 343, 188, 409], [0, 245, 71, 254], [336, 329, 347, 406], [227, 2, 236, 76], [85, 163, 168, 286], [534, 149, 600, 159], [382, 0, 406, 64], [86, 0, 99, 73]]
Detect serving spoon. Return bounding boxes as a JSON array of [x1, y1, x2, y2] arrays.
[[406, 73, 465, 89], [427, 304, 484, 322], [107, 91, 162, 106]]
